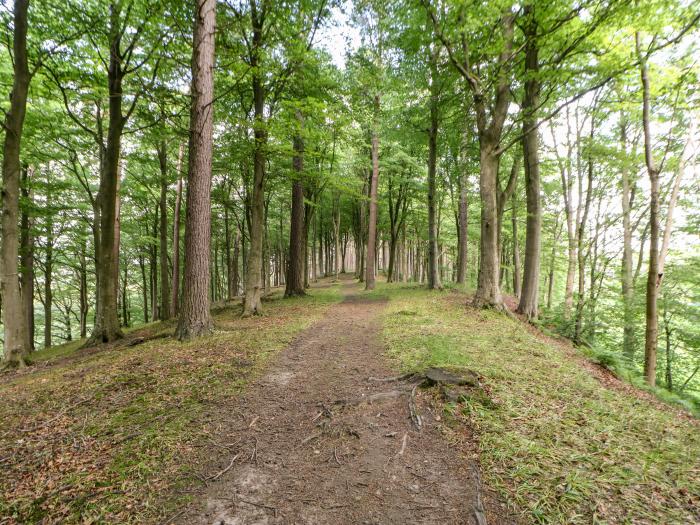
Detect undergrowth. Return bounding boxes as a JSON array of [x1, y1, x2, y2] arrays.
[[0, 284, 341, 524], [377, 283, 700, 525]]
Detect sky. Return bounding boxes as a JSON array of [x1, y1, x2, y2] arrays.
[[316, 1, 361, 69]]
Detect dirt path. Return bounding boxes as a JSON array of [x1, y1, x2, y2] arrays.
[[178, 281, 494, 525]]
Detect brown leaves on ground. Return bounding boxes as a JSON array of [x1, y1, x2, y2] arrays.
[[0, 288, 338, 524]]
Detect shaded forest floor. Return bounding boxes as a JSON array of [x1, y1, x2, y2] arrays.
[[1, 277, 699, 524]]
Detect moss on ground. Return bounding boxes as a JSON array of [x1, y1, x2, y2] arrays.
[[377, 283, 700, 525], [0, 285, 341, 524]]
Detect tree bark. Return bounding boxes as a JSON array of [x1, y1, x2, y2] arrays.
[[456, 168, 468, 285], [171, 142, 184, 315], [427, 46, 442, 290], [1, 0, 30, 366], [86, 3, 128, 345], [243, 3, 267, 315], [157, 140, 171, 320], [516, 4, 541, 319], [20, 165, 34, 351], [175, 0, 216, 339], [365, 95, 381, 290], [44, 216, 54, 348], [637, 33, 659, 386], [511, 187, 521, 299], [619, 115, 636, 360], [286, 111, 306, 297]]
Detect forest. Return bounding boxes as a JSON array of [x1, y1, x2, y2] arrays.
[[1, 0, 699, 523]]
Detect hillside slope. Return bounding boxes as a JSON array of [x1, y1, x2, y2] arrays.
[[378, 284, 700, 524]]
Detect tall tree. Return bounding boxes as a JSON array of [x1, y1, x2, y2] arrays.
[[1, 0, 31, 367], [516, 2, 541, 319], [285, 111, 306, 297], [175, 0, 216, 340]]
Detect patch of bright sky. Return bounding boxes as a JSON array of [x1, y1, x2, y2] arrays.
[[316, 0, 361, 69]]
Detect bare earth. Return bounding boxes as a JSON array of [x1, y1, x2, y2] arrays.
[[177, 281, 508, 525]]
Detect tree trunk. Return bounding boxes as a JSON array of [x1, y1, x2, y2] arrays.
[[365, 95, 380, 290], [243, 7, 267, 315], [1, 0, 30, 366], [637, 33, 658, 386], [175, 0, 216, 339], [516, 4, 541, 319], [573, 118, 595, 344], [140, 254, 149, 323], [473, 146, 502, 307], [427, 48, 442, 290], [619, 116, 636, 360], [456, 168, 468, 285], [78, 235, 88, 338], [171, 142, 184, 315], [44, 219, 54, 348], [86, 3, 128, 345], [286, 112, 306, 297], [20, 165, 34, 351], [511, 188, 521, 299], [157, 140, 171, 320]]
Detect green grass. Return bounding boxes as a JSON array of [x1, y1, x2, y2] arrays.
[[377, 283, 700, 525], [0, 284, 341, 524]]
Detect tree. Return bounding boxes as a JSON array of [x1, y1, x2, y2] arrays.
[[175, 0, 216, 340], [1, 0, 31, 367]]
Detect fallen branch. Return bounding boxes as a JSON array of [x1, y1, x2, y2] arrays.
[[398, 432, 408, 456], [206, 452, 241, 481]]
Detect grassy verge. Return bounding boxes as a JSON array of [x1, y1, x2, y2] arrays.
[[0, 284, 341, 524], [378, 283, 700, 524]]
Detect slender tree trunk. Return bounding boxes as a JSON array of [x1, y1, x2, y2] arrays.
[[171, 143, 184, 315], [619, 116, 636, 360], [574, 119, 595, 344], [44, 222, 54, 348], [517, 4, 541, 319], [1, 0, 30, 366], [333, 193, 340, 281], [243, 8, 267, 315], [175, 0, 216, 339], [365, 96, 380, 290], [637, 33, 659, 386], [427, 48, 442, 290], [78, 236, 88, 338], [456, 169, 468, 285], [511, 189, 521, 299], [20, 165, 34, 351], [139, 254, 149, 322], [286, 112, 306, 297], [157, 140, 171, 320]]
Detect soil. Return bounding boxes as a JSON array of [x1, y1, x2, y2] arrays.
[[175, 280, 514, 525]]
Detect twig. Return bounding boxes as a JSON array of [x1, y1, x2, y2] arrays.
[[248, 416, 260, 428], [157, 509, 185, 525], [398, 432, 408, 456], [333, 446, 341, 465], [302, 433, 322, 445], [239, 498, 277, 515], [206, 452, 241, 482]]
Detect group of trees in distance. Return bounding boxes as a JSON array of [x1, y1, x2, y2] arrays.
[[1, 0, 699, 403]]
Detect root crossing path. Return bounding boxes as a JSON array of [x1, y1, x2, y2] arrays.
[[180, 281, 494, 525]]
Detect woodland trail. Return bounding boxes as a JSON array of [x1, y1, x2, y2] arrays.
[[178, 279, 498, 525]]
